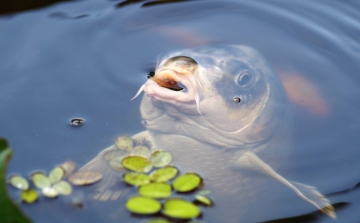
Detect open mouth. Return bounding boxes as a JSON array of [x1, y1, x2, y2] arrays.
[[131, 56, 202, 114]]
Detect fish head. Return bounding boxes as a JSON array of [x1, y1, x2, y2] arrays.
[[134, 45, 286, 150]]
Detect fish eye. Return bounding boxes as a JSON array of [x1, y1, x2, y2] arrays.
[[234, 71, 253, 87]]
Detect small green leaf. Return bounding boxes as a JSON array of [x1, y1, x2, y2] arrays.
[[9, 175, 29, 190], [68, 171, 103, 185], [162, 198, 200, 219], [172, 173, 201, 192], [122, 156, 152, 173], [115, 136, 134, 151], [150, 151, 172, 167], [143, 218, 171, 223], [42, 187, 58, 198], [126, 196, 161, 214], [138, 183, 172, 199], [48, 166, 64, 184], [123, 172, 151, 186], [21, 189, 38, 203], [31, 172, 51, 189], [194, 195, 212, 206], [131, 146, 151, 158], [149, 166, 178, 183], [53, 181, 72, 195]]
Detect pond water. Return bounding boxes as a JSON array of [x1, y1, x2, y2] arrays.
[[1, 0, 360, 222]]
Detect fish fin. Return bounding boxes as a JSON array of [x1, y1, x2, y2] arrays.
[[80, 145, 127, 201], [195, 94, 202, 115], [130, 84, 145, 101], [236, 151, 336, 219]]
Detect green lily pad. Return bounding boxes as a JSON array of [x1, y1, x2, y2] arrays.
[[123, 172, 151, 186], [149, 166, 178, 183], [172, 173, 202, 192], [138, 183, 172, 199], [150, 151, 172, 167], [53, 181, 72, 195], [131, 146, 151, 158], [122, 156, 152, 173], [48, 166, 64, 184], [194, 195, 212, 206], [0, 138, 32, 223], [8, 175, 29, 190], [42, 187, 58, 198], [115, 136, 134, 151], [68, 171, 103, 185], [21, 189, 38, 203], [31, 172, 51, 189], [162, 198, 200, 219], [126, 196, 161, 214], [143, 218, 170, 223]]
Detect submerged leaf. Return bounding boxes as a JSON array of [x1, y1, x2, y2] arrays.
[[48, 167, 64, 184], [8, 175, 29, 190], [131, 146, 151, 158], [172, 173, 201, 192], [59, 161, 76, 177], [31, 172, 51, 189], [122, 156, 152, 173], [143, 218, 170, 223], [162, 198, 200, 219], [123, 172, 151, 186], [21, 190, 38, 203], [150, 151, 172, 167], [68, 171, 103, 185], [138, 183, 172, 199], [115, 136, 134, 151], [126, 196, 161, 214], [149, 166, 178, 183], [194, 195, 212, 206], [53, 181, 72, 195]]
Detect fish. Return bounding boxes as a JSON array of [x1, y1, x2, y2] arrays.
[[80, 45, 335, 222]]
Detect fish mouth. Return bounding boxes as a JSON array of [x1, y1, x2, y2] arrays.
[[131, 68, 202, 114]]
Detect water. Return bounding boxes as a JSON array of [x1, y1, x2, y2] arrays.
[[1, 1, 360, 222]]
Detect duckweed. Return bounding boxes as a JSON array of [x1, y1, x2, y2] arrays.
[[122, 156, 153, 173], [126, 196, 161, 214], [138, 183, 172, 199], [162, 198, 200, 219], [123, 172, 151, 186], [9, 175, 29, 190], [172, 173, 201, 192]]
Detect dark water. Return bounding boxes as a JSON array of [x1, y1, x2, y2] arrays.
[[1, 1, 360, 222]]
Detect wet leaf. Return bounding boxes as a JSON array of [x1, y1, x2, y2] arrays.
[[150, 151, 172, 167], [0, 138, 32, 223], [68, 171, 103, 185], [122, 156, 152, 173], [21, 189, 38, 203], [31, 172, 51, 189], [149, 166, 178, 183], [194, 195, 212, 206], [172, 173, 201, 192], [48, 166, 64, 184], [8, 175, 29, 190], [104, 150, 127, 161], [126, 196, 161, 214], [143, 218, 170, 223], [123, 172, 151, 186], [59, 161, 76, 177], [115, 136, 134, 151], [138, 183, 172, 199], [131, 145, 151, 158], [162, 198, 200, 219], [42, 187, 58, 198], [53, 181, 72, 195]]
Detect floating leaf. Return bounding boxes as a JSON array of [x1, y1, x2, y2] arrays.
[[122, 156, 152, 173], [21, 189, 38, 203], [162, 198, 200, 219], [59, 161, 76, 177], [143, 218, 171, 223], [8, 175, 29, 190], [150, 166, 178, 183], [131, 146, 151, 158], [123, 172, 151, 186], [42, 187, 58, 198], [194, 195, 212, 206], [115, 136, 134, 151], [68, 171, 103, 185], [172, 173, 201, 192], [104, 150, 127, 161], [48, 166, 64, 184], [126, 196, 161, 214], [138, 183, 172, 199], [31, 172, 51, 189], [150, 151, 172, 167], [53, 181, 72, 195]]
